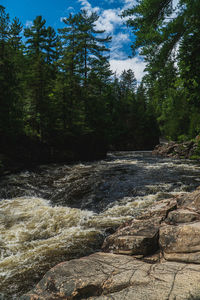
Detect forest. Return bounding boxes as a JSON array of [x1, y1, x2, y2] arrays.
[[0, 0, 200, 170]]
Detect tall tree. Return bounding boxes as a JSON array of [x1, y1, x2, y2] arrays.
[[77, 10, 111, 87], [57, 10, 112, 134], [122, 0, 200, 140], [24, 16, 58, 140], [122, 0, 200, 77], [0, 6, 24, 140], [0, 5, 10, 137]]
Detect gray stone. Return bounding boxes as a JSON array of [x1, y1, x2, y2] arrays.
[[21, 253, 200, 300]]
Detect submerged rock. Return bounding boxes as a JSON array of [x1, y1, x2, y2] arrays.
[[21, 188, 200, 299]]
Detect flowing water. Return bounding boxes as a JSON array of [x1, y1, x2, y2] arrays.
[[1, 151, 200, 299]]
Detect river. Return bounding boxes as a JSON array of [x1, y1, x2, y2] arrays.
[[1, 151, 200, 299]]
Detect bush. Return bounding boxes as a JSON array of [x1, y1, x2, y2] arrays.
[[178, 134, 189, 143]]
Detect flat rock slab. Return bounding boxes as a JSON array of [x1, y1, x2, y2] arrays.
[[21, 252, 200, 300]]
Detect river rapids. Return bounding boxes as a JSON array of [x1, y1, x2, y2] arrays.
[[1, 151, 200, 299]]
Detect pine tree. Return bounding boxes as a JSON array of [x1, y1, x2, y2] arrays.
[[78, 10, 111, 87], [0, 6, 24, 140], [57, 10, 112, 134], [9, 17, 23, 50], [24, 16, 58, 140], [120, 69, 137, 97], [122, 0, 200, 140], [0, 5, 10, 137]]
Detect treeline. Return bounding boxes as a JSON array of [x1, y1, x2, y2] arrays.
[[0, 5, 159, 169], [123, 0, 200, 142]]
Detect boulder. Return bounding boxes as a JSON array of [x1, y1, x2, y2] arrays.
[[160, 222, 200, 263], [166, 208, 200, 224], [21, 188, 200, 299], [21, 252, 200, 300], [137, 198, 177, 220], [153, 140, 196, 159], [102, 217, 160, 255], [177, 188, 200, 211], [102, 198, 177, 256], [152, 142, 177, 157]]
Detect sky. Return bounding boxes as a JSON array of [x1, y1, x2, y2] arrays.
[[2, 0, 146, 81]]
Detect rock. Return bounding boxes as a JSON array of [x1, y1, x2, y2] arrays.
[[153, 140, 196, 159], [164, 251, 200, 264], [166, 208, 200, 224], [102, 217, 160, 255], [21, 188, 200, 299], [177, 188, 200, 211], [102, 198, 177, 256], [137, 198, 177, 220], [160, 222, 200, 263], [152, 142, 176, 157], [21, 252, 200, 300]]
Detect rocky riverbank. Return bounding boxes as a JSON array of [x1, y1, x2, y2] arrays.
[[152, 139, 200, 160], [21, 187, 200, 299]]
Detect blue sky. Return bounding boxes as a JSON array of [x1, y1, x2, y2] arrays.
[[2, 0, 146, 81]]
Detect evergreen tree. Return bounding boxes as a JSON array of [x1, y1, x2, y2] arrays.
[[122, 0, 200, 140], [0, 6, 24, 140], [120, 69, 137, 98], [57, 13, 83, 132], [77, 10, 111, 87], [24, 16, 57, 140], [57, 10, 112, 134], [9, 17, 23, 50], [0, 5, 10, 137]]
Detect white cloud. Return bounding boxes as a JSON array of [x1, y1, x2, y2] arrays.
[[78, 0, 100, 14], [173, 0, 179, 9], [95, 8, 123, 33], [123, 0, 136, 10], [110, 32, 130, 59], [109, 57, 146, 82], [60, 17, 67, 22], [25, 20, 33, 27], [78, 0, 91, 10], [78, 0, 134, 34], [67, 6, 75, 11], [76, 0, 146, 81], [112, 32, 130, 46]]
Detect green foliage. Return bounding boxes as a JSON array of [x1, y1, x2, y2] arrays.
[[123, 0, 200, 141], [0, 6, 160, 166], [177, 134, 189, 143], [0, 6, 24, 138], [192, 141, 200, 159]]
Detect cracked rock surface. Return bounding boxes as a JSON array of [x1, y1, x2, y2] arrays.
[[20, 252, 200, 300], [21, 188, 200, 300]]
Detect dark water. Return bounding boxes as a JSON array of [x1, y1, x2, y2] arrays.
[[0, 151, 200, 298]]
